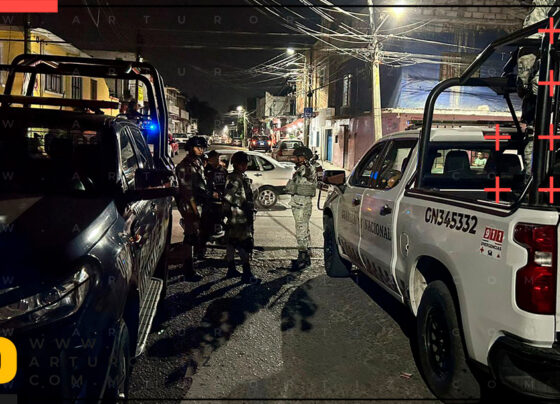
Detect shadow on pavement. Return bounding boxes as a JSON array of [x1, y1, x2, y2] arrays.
[[147, 273, 296, 387]]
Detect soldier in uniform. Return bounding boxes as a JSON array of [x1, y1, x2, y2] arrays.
[[223, 151, 260, 283], [516, 0, 555, 177], [175, 136, 216, 280], [198, 150, 228, 258], [286, 146, 317, 270]]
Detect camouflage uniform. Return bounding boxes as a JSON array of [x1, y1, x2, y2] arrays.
[[517, 0, 554, 123], [223, 171, 255, 251], [200, 163, 228, 245], [516, 1, 554, 176], [176, 153, 211, 273], [287, 161, 317, 252]]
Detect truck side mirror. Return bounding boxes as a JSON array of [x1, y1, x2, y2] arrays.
[[322, 170, 346, 186]]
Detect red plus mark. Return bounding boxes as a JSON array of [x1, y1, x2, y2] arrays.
[[484, 124, 510, 151], [484, 176, 511, 204], [538, 17, 560, 44], [538, 176, 560, 203], [537, 123, 560, 150], [538, 70, 560, 97]]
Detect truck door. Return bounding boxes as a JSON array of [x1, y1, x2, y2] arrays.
[[336, 141, 388, 265], [128, 126, 169, 274], [359, 139, 417, 298], [119, 129, 154, 297]]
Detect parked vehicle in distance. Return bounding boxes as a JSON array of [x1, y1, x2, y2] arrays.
[[248, 135, 272, 152], [271, 139, 304, 162], [168, 133, 179, 156], [212, 149, 293, 208], [173, 132, 189, 147], [231, 137, 243, 147]]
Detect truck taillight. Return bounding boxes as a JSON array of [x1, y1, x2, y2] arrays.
[[513, 223, 557, 315]]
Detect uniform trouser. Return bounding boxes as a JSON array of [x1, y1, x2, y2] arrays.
[[291, 199, 312, 252], [182, 210, 201, 262], [225, 244, 250, 265]]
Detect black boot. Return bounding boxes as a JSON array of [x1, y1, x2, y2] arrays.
[[305, 249, 312, 267], [183, 259, 202, 281], [226, 261, 242, 278], [292, 250, 310, 271], [242, 263, 260, 284]]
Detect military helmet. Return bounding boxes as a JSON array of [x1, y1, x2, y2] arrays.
[[231, 151, 249, 165], [293, 146, 313, 160], [185, 135, 208, 150]]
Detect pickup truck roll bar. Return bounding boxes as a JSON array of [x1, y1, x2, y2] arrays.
[[2, 54, 173, 171], [418, 10, 559, 205]]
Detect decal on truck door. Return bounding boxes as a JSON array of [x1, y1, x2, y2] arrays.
[[424, 207, 478, 234]]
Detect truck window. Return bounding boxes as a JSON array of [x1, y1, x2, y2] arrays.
[[350, 143, 386, 188], [376, 139, 417, 190], [128, 127, 154, 169], [119, 131, 139, 188], [422, 144, 527, 204]]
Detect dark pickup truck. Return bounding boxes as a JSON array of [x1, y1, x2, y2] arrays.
[[0, 103, 175, 402]]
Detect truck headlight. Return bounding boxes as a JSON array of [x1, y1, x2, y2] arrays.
[[0, 266, 91, 327]]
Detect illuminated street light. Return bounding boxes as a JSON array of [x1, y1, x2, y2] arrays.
[[390, 6, 406, 18], [236, 105, 243, 112]]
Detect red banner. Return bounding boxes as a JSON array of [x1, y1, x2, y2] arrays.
[[0, 0, 58, 13]]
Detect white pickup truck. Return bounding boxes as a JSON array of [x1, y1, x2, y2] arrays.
[[320, 17, 560, 402]]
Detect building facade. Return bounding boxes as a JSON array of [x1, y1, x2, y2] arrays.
[[293, 1, 528, 169]]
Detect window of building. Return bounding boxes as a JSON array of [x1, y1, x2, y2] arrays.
[[342, 73, 352, 107], [71, 77, 82, 99], [90, 80, 98, 100], [45, 74, 63, 94]]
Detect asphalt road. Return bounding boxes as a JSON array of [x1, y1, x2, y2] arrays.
[[129, 146, 437, 401]]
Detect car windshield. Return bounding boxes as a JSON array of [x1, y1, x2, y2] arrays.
[[0, 124, 116, 196]]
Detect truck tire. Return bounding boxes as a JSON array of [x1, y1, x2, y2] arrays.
[[323, 215, 351, 277], [103, 321, 131, 403], [416, 281, 480, 402]]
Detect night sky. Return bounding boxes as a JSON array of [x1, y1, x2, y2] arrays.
[[27, 0, 318, 113]]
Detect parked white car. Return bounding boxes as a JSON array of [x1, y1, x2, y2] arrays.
[[212, 149, 294, 208]]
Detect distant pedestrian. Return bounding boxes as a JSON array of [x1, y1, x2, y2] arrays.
[[176, 136, 214, 280], [223, 151, 260, 283], [286, 146, 317, 270]]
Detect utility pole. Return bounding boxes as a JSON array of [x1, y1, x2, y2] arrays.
[[24, 14, 31, 54], [368, 0, 383, 141], [303, 50, 312, 147], [243, 110, 248, 147]]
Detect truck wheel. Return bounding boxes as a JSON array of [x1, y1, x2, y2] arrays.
[[416, 281, 480, 402], [154, 216, 171, 299], [323, 215, 351, 277], [103, 321, 131, 403], [257, 186, 278, 209]]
